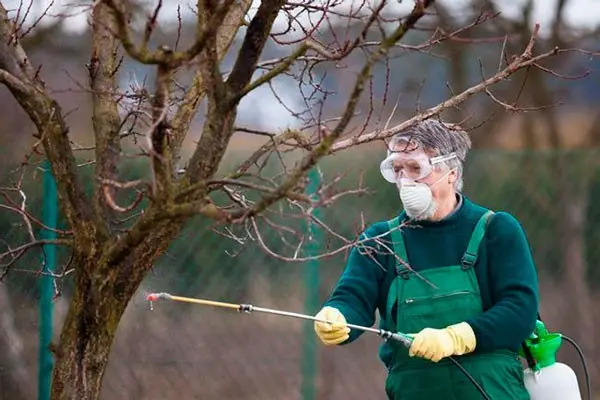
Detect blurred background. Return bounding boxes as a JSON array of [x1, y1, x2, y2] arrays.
[[1, 0, 599, 399]]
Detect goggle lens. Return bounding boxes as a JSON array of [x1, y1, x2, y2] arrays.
[[380, 152, 457, 183]]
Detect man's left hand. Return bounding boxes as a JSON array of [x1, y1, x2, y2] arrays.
[[408, 322, 477, 362]]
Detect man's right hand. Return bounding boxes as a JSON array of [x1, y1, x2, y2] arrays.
[[314, 306, 350, 345]]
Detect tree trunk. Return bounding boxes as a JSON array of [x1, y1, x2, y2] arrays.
[[50, 220, 185, 400], [50, 286, 117, 400]]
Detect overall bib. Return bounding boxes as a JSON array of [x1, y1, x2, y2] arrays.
[[382, 211, 529, 400]]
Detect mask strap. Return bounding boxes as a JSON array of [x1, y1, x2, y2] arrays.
[[430, 168, 456, 187]]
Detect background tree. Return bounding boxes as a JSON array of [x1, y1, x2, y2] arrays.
[[0, 0, 593, 399]]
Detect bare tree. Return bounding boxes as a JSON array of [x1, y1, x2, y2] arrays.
[[0, 0, 591, 399]]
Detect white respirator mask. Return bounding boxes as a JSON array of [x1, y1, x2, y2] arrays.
[[379, 141, 457, 219], [397, 172, 453, 219]]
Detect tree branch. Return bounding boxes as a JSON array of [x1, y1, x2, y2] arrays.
[[100, 0, 168, 65], [101, 0, 237, 67], [169, 0, 252, 165], [225, 0, 287, 98], [233, 41, 309, 102], [90, 2, 123, 228], [180, 0, 286, 188], [330, 23, 553, 152], [0, 4, 101, 246], [0, 239, 72, 265], [147, 65, 173, 197], [0, 6, 36, 82]]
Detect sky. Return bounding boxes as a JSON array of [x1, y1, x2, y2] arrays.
[[3, 0, 600, 35]]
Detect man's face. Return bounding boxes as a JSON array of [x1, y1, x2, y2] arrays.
[[390, 142, 457, 201]]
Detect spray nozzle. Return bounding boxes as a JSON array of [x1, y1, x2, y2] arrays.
[[521, 319, 563, 371]]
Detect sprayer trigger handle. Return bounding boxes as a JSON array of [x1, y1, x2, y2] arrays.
[[379, 329, 412, 348], [390, 333, 413, 348]]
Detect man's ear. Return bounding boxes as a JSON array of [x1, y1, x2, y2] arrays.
[[448, 169, 458, 184]]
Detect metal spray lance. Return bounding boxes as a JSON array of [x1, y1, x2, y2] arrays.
[[145, 292, 414, 347]]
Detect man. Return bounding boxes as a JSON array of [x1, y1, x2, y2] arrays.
[[313, 120, 539, 399]]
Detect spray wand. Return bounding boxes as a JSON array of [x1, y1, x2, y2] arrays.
[[146, 292, 413, 347], [146, 292, 491, 399]]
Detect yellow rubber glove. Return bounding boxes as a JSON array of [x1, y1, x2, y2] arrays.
[[408, 322, 476, 362], [314, 306, 350, 345]]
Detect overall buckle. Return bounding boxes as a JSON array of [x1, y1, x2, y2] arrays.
[[461, 253, 477, 270], [399, 269, 411, 280]]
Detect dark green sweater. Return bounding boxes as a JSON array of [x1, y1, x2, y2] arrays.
[[325, 195, 539, 361]]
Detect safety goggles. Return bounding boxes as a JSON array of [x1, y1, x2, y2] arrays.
[[379, 151, 457, 183]]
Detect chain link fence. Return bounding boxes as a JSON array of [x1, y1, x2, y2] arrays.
[[2, 147, 600, 399]]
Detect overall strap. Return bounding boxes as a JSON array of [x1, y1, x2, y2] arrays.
[[461, 210, 495, 269], [385, 214, 408, 331], [387, 214, 409, 277]]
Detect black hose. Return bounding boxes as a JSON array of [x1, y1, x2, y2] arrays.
[[562, 335, 592, 400], [448, 356, 492, 400]]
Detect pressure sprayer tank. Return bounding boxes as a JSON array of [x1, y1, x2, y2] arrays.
[[521, 320, 582, 400]]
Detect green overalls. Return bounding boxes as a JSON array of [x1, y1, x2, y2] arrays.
[[382, 210, 530, 400]]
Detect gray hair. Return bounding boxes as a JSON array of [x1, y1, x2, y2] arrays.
[[389, 119, 472, 191]]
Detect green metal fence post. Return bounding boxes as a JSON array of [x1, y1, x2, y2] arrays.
[[39, 160, 57, 400], [301, 167, 322, 400]]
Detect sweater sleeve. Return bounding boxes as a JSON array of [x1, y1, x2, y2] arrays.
[[466, 211, 540, 352], [324, 224, 387, 344]]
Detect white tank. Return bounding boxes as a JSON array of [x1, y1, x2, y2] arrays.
[[524, 362, 582, 400], [521, 320, 583, 400]]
